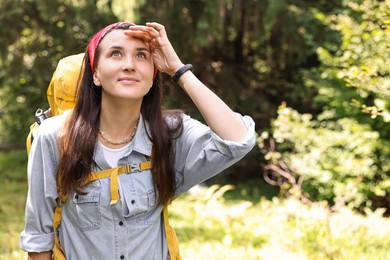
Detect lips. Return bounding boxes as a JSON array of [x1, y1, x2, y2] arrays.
[[118, 76, 139, 83]]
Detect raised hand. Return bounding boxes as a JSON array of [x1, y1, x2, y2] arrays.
[[124, 22, 184, 76]]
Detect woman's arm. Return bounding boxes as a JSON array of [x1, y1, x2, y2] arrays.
[[125, 23, 248, 142], [176, 70, 247, 142], [21, 117, 62, 254]]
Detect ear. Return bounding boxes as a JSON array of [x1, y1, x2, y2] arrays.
[[93, 71, 101, 86]]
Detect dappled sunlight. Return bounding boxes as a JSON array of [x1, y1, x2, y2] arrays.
[[171, 185, 390, 260]]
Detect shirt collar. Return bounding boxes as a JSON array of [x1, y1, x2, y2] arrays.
[[93, 113, 153, 170], [125, 113, 153, 157]]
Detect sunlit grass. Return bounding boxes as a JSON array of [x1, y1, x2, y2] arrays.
[[0, 151, 389, 260], [0, 150, 28, 260], [171, 185, 390, 260]]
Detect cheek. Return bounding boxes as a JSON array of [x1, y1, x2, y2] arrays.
[[140, 62, 155, 81], [99, 71, 113, 82], [98, 64, 117, 79]]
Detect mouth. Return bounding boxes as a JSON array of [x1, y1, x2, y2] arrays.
[[118, 77, 139, 83]]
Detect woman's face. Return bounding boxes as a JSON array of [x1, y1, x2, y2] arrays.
[[93, 29, 154, 102]]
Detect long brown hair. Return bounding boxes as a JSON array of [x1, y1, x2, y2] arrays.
[[57, 23, 183, 206]]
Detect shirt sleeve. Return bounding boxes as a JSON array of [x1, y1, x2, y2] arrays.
[[20, 118, 61, 253], [173, 113, 256, 196]]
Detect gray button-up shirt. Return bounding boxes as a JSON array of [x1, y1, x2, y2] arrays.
[[20, 112, 256, 259]]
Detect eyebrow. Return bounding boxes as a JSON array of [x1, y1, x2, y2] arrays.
[[109, 46, 150, 52], [136, 47, 150, 52]]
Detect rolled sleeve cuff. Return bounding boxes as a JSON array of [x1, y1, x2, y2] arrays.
[[20, 230, 54, 253], [211, 114, 256, 157]]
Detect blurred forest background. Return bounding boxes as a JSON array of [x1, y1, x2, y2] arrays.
[[0, 0, 389, 258]]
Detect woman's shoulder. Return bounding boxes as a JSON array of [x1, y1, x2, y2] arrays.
[[36, 110, 70, 138]]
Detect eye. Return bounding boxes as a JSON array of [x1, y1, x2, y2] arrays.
[[110, 50, 122, 57], [136, 52, 147, 59]]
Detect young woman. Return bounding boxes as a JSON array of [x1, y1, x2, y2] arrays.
[[21, 22, 256, 259]]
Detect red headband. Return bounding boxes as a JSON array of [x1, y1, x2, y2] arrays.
[[88, 22, 158, 79], [88, 22, 126, 74]]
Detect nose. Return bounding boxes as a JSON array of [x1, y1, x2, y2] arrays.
[[123, 57, 135, 71]]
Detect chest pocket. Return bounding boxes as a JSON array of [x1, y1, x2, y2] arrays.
[[68, 182, 102, 231], [120, 171, 159, 225]]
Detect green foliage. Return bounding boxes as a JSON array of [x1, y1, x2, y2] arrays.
[[172, 185, 390, 259], [0, 0, 118, 145], [0, 151, 28, 258], [174, 185, 268, 248], [259, 105, 390, 210], [304, 0, 390, 135], [257, 0, 390, 212], [135, 0, 342, 126]]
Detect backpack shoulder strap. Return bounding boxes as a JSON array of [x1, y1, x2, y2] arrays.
[[163, 205, 182, 260], [26, 122, 39, 156]]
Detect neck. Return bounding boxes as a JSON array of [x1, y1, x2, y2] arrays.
[[99, 97, 142, 139]]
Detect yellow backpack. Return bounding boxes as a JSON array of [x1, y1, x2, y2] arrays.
[[26, 53, 84, 154], [26, 54, 181, 260]]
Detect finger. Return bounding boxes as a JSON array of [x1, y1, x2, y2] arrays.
[[127, 25, 160, 37], [145, 22, 167, 37], [124, 30, 154, 42]]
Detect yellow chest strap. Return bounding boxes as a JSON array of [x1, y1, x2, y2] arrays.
[[88, 161, 152, 205], [57, 161, 152, 205]]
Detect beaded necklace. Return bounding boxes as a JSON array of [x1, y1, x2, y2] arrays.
[[99, 122, 138, 145]]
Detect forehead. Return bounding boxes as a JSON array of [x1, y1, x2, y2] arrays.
[[98, 29, 149, 50]]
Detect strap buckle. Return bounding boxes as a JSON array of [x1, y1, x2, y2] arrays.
[[126, 163, 141, 173], [56, 197, 67, 207], [35, 108, 52, 125]]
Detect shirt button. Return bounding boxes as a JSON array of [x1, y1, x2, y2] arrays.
[[120, 255, 125, 259], [131, 200, 136, 204], [119, 221, 123, 226]]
